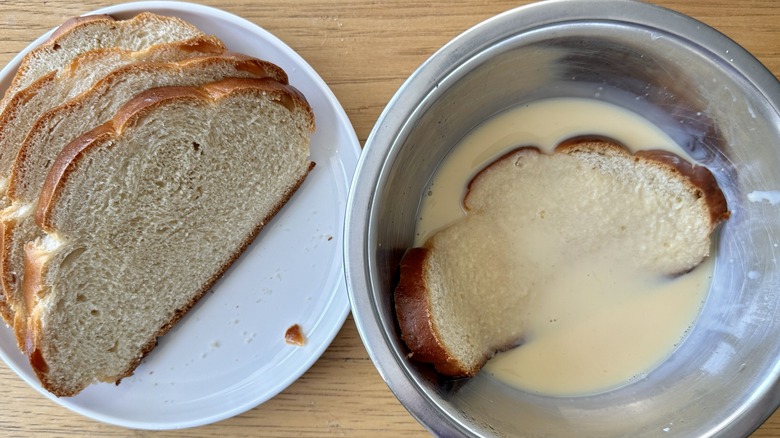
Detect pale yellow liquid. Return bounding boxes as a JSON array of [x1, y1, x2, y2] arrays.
[[415, 98, 713, 396]]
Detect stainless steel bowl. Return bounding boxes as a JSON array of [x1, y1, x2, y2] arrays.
[[345, 0, 780, 436]]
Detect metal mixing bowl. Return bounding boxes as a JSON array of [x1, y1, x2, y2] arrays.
[[345, 0, 780, 436]]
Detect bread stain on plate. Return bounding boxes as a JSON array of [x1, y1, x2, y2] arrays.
[[243, 331, 256, 344], [285, 324, 306, 346]]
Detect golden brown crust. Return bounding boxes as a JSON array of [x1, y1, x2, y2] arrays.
[[26, 316, 49, 391], [1, 48, 282, 327], [47, 15, 114, 42], [0, 36, 227, 145], [206, 77, 314, 129], [160, 35, 225, 56], [0, 39, 237, 241], [63, 35, 226, 77], [223, 52, 289, 84], [394, 248, 470, 376], [11, 14, 116, 76], [35, 123, 115, 232]]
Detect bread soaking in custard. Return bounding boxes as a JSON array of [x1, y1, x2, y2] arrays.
[[394, 98, 728, 396]]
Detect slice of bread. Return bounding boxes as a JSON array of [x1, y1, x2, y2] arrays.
[[0, 54, 289, 338], [21, 77, 315, 397], [0, 36, 226, 208], [1, 12, 204, 111], [394, 137, 729, 377]]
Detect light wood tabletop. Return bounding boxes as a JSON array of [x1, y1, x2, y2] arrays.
[[0, 0, 778, 436]]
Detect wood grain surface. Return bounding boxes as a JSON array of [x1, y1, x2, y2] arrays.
[[0, 0, 778, 436]]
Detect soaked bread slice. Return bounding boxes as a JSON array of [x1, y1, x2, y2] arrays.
[[394, 137, 729, 377], [0, 53, 288, 333], [21, 78, 315, 397]]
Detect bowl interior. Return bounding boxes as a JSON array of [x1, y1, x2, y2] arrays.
[[349, 4, 780, 437]]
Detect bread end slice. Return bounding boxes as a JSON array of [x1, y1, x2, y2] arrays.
[[395, 247, 484, 376]]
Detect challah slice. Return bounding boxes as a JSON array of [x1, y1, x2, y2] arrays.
[[394, 137, 729, 377], [1, 12, 204, 111], [22, 77, 315, 397], [1, 54, 288, 335], [0, 35, 226, 208]]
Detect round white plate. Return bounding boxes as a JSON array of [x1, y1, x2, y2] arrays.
[[0, 1, 360, 430]]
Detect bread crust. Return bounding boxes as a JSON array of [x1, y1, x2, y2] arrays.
[[395, 136, 729, 378], [63, 35, 226, 78], [47, 15, 114, 42], [394, 247, 473, 376]]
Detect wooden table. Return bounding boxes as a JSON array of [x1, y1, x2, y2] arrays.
[[0, 0, 777, 436]]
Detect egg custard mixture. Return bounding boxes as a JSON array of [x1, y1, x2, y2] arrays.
[[415, 98, 715, 396]]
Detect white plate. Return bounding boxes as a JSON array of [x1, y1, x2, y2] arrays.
[[0, 1, 360, 430]]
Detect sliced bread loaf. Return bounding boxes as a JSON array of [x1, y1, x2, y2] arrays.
[[1, 54, 289, 336], [394, 137, 729, 377], [1, 12, 204, 111], [21, 77, 315, 397], [0, 15, 215, 326], [0, 36, 226, 208]]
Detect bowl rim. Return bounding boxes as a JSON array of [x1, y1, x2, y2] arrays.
[[345, 0, 780, 436]]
